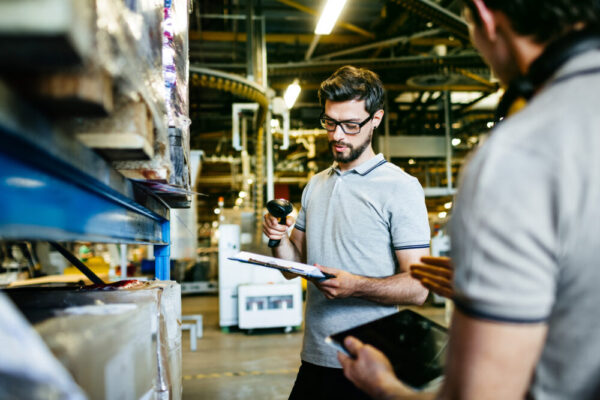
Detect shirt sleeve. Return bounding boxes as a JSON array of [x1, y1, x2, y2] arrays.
[[389, 178, 431, 250], [450, 144, 558, 323], [294, 179, 313, 232]]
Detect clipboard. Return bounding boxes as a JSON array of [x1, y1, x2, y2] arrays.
[[228, 251, 335, 280]]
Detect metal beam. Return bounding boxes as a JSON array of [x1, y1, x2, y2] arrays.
[[274, 0, 375, 39], [313, 29, 444, 60], [453, 67, 497, 90], [391, 0, 469, 40], [305, 34, 321, 60], [268, 53, 487, 76], [444, 91, 453, 190], [270, 81, 494, 92], [189, 31, 365, 45], [0, 81, 168, 245]]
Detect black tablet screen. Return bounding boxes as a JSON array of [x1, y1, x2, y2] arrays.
[[328, 309, 448, 389]]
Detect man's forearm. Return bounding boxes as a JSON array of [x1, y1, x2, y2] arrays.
[[354, 272, 428, 305], [271, 234, 303, 263]]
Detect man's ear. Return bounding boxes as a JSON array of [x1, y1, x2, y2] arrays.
[[372, 109, 384, 128], [471, 0, 497, 41]]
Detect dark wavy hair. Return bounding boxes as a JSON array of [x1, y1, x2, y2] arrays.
[[462, 0, 600, 43], [318, 66, 385, 115]]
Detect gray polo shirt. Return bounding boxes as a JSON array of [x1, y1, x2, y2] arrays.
[[295, 153, 430, 367], [451, 49, 600, 399]]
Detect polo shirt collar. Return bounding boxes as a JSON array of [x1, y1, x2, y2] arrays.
[[330, 153, 387, 176]]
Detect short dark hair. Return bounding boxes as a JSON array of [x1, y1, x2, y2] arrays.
[[318, 66, 385, 115], [461, 0, 600, 43]]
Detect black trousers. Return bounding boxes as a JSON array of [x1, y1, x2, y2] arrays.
[[288, 361, 372, 400]]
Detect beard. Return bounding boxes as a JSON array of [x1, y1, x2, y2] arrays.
[[328, 128, 373, 164]]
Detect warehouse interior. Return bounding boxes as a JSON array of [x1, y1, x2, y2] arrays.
[[0, 0, 500, 399]]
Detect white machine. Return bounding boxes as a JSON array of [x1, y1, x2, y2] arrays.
[[218, 224, 302, 329], [237, 283, 302, 332]]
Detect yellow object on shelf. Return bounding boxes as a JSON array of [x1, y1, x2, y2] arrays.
[[63, 256, 110, 276]]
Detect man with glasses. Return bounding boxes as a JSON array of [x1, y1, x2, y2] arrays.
[[263, 65, 431, 399]]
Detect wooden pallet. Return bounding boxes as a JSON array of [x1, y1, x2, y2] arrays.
[[31, 68, 114, 116], [72, 98, 154, 161]]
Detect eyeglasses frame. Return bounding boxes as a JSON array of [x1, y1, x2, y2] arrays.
[[319, 112, 375, 135]]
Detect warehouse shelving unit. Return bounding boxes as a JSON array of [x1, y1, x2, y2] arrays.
[[0, 81, 172, 279]]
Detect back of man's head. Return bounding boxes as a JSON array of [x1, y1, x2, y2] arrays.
[[318, 66, 384, 115], [463, 0, 600, 43]]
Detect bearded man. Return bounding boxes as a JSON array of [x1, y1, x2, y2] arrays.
[[263, 65, 431, 400]]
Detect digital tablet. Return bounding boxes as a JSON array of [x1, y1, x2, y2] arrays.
[[325, 309, 448, 390]]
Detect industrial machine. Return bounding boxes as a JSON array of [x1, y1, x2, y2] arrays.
[[218, 223, 302, 331]]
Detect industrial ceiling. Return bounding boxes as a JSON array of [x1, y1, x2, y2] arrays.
[[189, 0, 499, 224]]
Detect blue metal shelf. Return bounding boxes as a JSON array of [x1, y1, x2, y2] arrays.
[[0, 82, 171, 279]]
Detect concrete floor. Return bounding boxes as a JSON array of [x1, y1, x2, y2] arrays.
[[180, 294, 448, 400], [181, 295, 302, 400]]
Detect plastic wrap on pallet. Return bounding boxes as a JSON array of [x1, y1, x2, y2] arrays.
[[0, 292, 87, 400], [94, 0, 173, 178], [35, 303, 156, 400], [6, 281, 182, 400], [163, 0, 190, 130]]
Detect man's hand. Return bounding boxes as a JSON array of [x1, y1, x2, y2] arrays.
[[312, 264, 360, 299], [262, 212, 294, 243], [410, 256, 454, 299], [338, 336, 411, 400]]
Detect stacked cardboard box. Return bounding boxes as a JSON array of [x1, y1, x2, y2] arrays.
[[6, 281, 182, 399]]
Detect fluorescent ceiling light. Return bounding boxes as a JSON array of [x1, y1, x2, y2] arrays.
[[284, 80, 301, 109], [315, 0, 347, 35]]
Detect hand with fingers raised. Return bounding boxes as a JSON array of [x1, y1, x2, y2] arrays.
[[410, 256, 454, 299]]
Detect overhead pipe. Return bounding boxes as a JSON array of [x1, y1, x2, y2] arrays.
[[232, 103, 260, 151]]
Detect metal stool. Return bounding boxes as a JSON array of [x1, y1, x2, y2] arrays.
[[181, 323, 197, 351], [181, 315, 203, 352], [182, 314, 203, 338]]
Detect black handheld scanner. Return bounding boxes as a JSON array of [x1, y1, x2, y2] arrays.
[[266, 199, 293, 248]]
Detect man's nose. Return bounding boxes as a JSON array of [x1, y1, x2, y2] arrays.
[[331, 124, 345, 141]]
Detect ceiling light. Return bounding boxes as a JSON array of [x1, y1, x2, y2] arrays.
[[444, 202, 452, 210], [315, 0, 347, 35], [451, 138, 462, 146], [408, 159, 416, 165], [438, 211, 447, 219], [284, 79, 301, 109], [239, 190, 248, 199], [214, 208, 221, 215], [235, 198, 243, 206], [487, 122, 495, 128]]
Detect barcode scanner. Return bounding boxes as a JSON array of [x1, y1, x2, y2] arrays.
[[266, 199, 293, 248]]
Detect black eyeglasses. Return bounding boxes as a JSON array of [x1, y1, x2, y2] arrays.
[[319, 112, 374, 135]]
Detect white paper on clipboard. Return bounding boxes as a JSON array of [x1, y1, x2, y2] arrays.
[[228, 251, 335, 280]]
